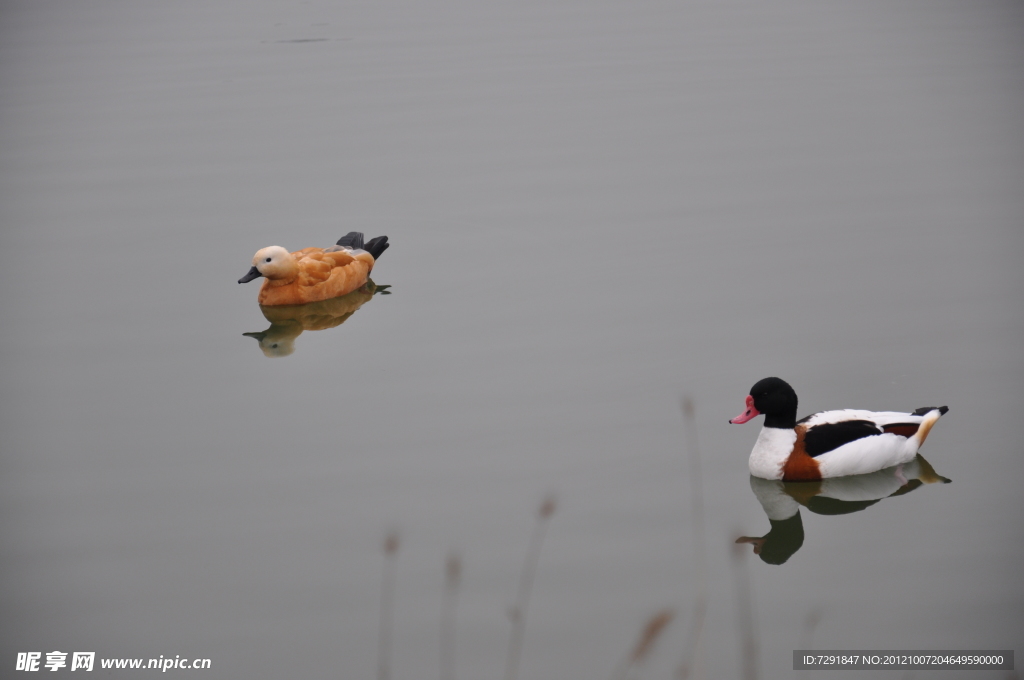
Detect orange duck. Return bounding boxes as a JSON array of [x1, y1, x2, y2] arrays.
[[238, 232, 389, 306]]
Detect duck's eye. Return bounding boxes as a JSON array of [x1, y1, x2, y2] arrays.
[[265, 257, 272, 262]]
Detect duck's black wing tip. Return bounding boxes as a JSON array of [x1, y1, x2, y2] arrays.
[[365, 235, 389, 260], [336, 232, 365, 250], [337, 232, 389, 261], [912, 405, 949, 416]]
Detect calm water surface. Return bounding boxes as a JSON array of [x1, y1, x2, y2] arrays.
[[2, 1, 1022, 678]]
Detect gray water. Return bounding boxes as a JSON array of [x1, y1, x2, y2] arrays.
[[2, 1, 1022, 678]]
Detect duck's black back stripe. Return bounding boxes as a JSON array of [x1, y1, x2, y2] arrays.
[[803, 420, 882, 457]]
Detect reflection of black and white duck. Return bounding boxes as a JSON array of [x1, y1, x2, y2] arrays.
[[730, 377, 948, 481], [737, 455, 950, 565]]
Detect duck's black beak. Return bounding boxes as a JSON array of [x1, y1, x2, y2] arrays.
[[238, 266, 262, 284]]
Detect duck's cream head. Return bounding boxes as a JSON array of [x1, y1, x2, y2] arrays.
[[238, 246, 298, 284]]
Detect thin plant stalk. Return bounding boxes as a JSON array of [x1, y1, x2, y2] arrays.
[[798, 608, 822, 680], [676, 600, 707, 680], [377, 532, 400, 680], [440, 551, 461, 680], [503, 496, 556, 680], [676, 397, 707, 680], [731, 540, 759, 680]]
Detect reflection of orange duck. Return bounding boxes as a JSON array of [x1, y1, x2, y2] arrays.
[[238, 232, 389, 305], [243, 281, 389, 357]]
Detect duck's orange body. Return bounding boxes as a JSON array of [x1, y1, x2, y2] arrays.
[[239, 232, 389, 306], [257, 246, 376, 306]]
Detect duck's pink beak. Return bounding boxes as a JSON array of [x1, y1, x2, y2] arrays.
[[729, 395, 760, 424]]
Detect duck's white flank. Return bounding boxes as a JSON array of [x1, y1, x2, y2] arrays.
[[813, 434, 918, 478]]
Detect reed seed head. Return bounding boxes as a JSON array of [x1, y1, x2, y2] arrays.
[[383, 531, 400, 556], [682, 396, 695, 417], [446, 552, 462, 586], [630, 609, 674, 663]]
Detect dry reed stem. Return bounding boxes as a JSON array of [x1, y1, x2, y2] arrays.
[[675, 397, 707, 680], [675, 600, 707, 680], [731, 540, 759, 680], [377, 531, 400, 680], [440, 551, 461, 680], [503, 495, 557, 680], [797, 607, 823, 680]]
